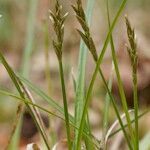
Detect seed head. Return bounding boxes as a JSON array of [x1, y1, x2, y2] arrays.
[[72, 0, 98, 61], [49, 0, 68, 61], [125, 15, 138, 74]]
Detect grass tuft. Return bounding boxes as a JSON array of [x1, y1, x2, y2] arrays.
[[0, 0, 146, 149]]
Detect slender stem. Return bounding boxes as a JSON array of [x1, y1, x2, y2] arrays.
[[59, 60, 71, 150], [106, 0, 135, 148], [133, 71, 139, 149], [110, 25, 136, 148], [28, 106, 51, 150], [102, 64, 113, 145], [5, 103, 23, 150]]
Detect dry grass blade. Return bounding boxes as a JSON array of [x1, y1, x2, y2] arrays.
[[0, 89, 100, 149], [17, 79, 48, 140], [5, 103, 24, 150], [105, 109, 134, 146], [0, 52, 50, 149]]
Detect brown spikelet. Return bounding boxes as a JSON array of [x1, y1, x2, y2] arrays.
[[72, 0, 98, 62], [49, 0, 68, 61], [125, 16, 138, 75]]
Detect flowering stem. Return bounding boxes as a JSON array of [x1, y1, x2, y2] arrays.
[[59, 60, 71, 150]]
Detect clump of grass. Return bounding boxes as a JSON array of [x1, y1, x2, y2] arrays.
[[49, 1, 71, 149], [0, 0, 147, 150], [106, 2, 136, 149], [125, 15, 139, 149], [72, 0, 134, 149]]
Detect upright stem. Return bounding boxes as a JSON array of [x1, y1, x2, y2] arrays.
[[106, 0, 135, 147], [102, 65, 113, 145], [125, 15, 139, 149], [133, 71, 139, 149], [59, 60, 71, 150]]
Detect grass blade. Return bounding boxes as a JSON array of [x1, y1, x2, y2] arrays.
[[74, 0, 131, 148], [5, 103, 23, 150], [102, 63, 114, 143], [109, 109, 150, 138], [106, 0, 135, 148], [7, 0, 39, 148], [0, 52, 50, 149], [107, 4, 135, 149], [18, 75, 74, 122], [18, 75, 101, 148], [105, 109, 134, 146], [0, 89, 100, 149], [21, 0, 38, 77]]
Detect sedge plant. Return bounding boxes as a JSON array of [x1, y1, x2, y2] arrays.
[[125, 16, 139, 150], [49, 1, 71, 149], [72, 0, 133, 149], [106, 2, 136, 149], [0, 0, 145, 149]]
